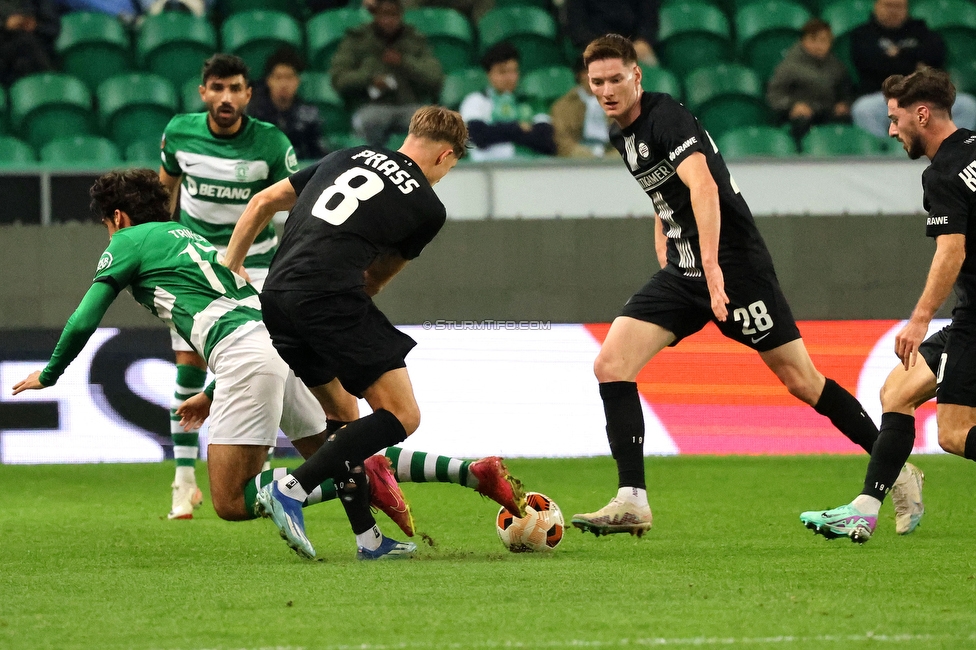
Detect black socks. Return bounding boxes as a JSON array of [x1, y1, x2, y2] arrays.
[[599, 381, 646, 490], [861, 412, 916, 501], [814, 378, 879, 454]]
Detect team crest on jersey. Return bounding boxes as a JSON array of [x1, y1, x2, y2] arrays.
[[285, 146, 299, 173], [234, 161, 250, 181], [638, 142, 650, 159], [96, 252, 113, 273]]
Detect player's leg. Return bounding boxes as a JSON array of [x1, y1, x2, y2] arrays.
[[207, 444, 268, 520], [168, 341, 207, 520], [572, 315, 675, 537], [931, 323, 976, 460], [244, 267, 275, 472], [936, 404, 976, 458], [383, 447, 526, 516], [799, 359, 934, 542], [759, 339, 879, 454]]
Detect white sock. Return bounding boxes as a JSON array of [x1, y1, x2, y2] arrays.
[[616, 486, 648, 507], [276, 475, 309, 502], [356, 524, 383, 551], [174, 465, 195, 484], [852, 494, 882, 516]]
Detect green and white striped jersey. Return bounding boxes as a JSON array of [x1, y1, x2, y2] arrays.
[[93, 222, 263, 363], [161, 113, 299, 268]]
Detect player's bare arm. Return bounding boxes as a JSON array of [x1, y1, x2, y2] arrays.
[[158, 167, 181, 216], [653, 213, 667, 269], [896, 233, 966, 368], [364, 252, 409, 296], [676, 152, 728, 321], [224, 178, 298, 272]]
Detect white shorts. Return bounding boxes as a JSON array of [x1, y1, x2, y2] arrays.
[[171, 267, 269, 352], [207, 323, 326, 446]]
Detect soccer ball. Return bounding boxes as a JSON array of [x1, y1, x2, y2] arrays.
[[496, 492, 564, 553]]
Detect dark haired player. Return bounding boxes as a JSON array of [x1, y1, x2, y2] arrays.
[[222, 106, 480, 560], [157, 53, 303, 520], [801, 67, 975, 542], [570, 34, 922, 537], [9, 169, 414, 558]]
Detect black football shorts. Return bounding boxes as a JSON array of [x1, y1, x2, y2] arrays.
[[259, 289, 416, 397], [620, 268, 801, 352], [925, 319, 976, 407]]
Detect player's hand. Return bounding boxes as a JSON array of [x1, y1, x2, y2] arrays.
[[895, 319, 928, 370], [176, 392, 212, 431], [12, 370, 45, 395], [236, 267, 251, 282], [704, 265, 729, 322]]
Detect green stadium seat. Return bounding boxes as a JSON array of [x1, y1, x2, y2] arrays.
[[822, 0, 873, 82], [439, 67, 488, 109], [801, 124, 885, 155], [950, 60, 976, 94], [477, 7, 562, 72], [640, 65, 683, 100], [55, 12, 132, 92], [9, 73, 94, 149], [521, 65, 576, 113], [735, 1, 811, 81], [299, 72, 351, 136], [913, 0, 976, 66], [306, 8, 371, 72], [98, 73, 179, 149], [136, 13, 217, 90], [182, 78, 206, 112], [722, 0, 820, 12], [717, 125, 797, 158], [0, 136, 36, 166], [217, 0, 307, 20], [404, 8, 475, 73], [125, 138, 164, 168], [657, 2, 733, 79], [40, 135, 122, 167], [684, 64, 769, 139], [221, 10, 303, 77]]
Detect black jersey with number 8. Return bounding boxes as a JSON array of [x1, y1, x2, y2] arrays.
[[265, 146, 447, 293]]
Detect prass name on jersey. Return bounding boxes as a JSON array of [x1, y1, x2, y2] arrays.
[[349, 149, 421, 194]]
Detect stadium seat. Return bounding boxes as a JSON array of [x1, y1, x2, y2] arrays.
[[0, 85, 6, 134], [299, 72, 351, 136], [801, 124, 885, 155], [640, 65, 683, 100], [306, 7, 371, 72], [136, 13, 217, 90], [0, 136, 36, 166], [657, 2, 733, 79], [821, 0, 873, 82], [221, 10, 304, 77], [9, 73, 94, 149], [216, 0, 307, 20], [40, 135, 122, 167], [439, 67, 488, 109], [98, 73, 179, 149], [722, 0, 820, 12], [717, 126, 797, 158], [950, 59, 976, 95], [125, 138, 164, 168], [521, 66, 576, 113], [477, 7, 562, 72], [55, 12, 132, 92], [403, 8, 475, 73], [912, 0, 976, 66], [684, 64, 769, 139], [182, 79, 205, 113], [735, 1, 811, 81]]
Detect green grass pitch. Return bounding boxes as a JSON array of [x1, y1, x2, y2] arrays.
[[2, 455, 975, 649]]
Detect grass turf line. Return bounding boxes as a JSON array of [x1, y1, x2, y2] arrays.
[[1, 455, 975, 649]]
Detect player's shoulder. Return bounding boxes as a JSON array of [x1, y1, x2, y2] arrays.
[[246, 115, 289, 141], [926, 129, 976, 186], [164, 112, 207, 136]]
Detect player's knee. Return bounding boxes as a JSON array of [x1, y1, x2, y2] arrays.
[[879, 381, 908, 412], [784, 375, 819, 405], [937, 426, 966, 456], [211, 494, 248, 521], [392, 404, 420, 436], [593, 353, 623, 383]]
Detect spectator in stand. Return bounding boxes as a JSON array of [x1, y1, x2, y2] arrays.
[[850, 0, 976, 137], [459, 42, 555, 161], [565, 0, 659, 66], [249, 47, 329, 161], [550, 56, 615, 159], [0, 0, 58, 86], [330, 0, 443, 146], [56, 0, 140, 22], [767, 19, 853, 149], [402, 0, 494, 24]]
